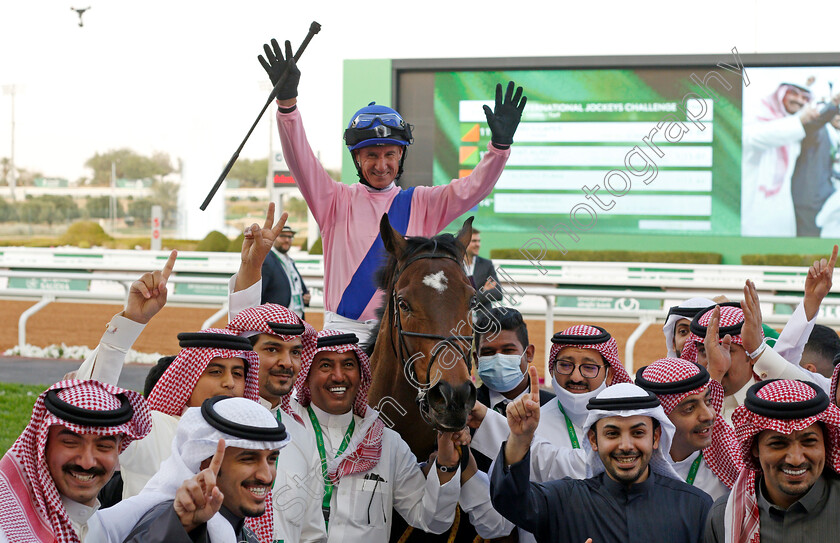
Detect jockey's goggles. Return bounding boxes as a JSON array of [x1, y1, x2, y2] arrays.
[[344, 123, 414, 148], [348, 113, 407, 130]]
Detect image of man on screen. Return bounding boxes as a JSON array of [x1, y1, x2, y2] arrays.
[[791, 87, 840, 237], [741, 81, 819, 237]]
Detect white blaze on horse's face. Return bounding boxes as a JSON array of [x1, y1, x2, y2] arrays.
[[422, 271, 448, 294]]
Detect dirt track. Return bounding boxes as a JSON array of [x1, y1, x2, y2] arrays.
[[0, 300, 669, 378]]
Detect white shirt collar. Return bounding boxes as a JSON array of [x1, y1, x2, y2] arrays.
[[724, 376, 757, 423], [61, 494, 100, 527], [362, 181, 396, 193], [310, 402, 354, 429], [488, 388, 528, 409], [670, 448, 701, 467]]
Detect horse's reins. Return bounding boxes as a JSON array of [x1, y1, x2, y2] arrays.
[[387, 251, 476, 426]]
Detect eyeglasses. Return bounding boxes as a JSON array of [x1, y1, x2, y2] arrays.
[[554, 360, 607, 379], [349, 113, 406, 130]]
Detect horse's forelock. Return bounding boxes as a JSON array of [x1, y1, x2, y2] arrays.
[[375, 232, 465, 292], [369, 231, 468, 356]]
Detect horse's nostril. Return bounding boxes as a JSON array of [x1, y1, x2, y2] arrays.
[[427, 381, 476, 411]]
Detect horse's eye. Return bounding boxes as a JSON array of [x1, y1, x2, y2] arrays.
[[398, 297, 410, 312], [469, 296, 478, 309]]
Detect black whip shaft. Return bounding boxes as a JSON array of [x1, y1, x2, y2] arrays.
[[200, 21, 321, 211]]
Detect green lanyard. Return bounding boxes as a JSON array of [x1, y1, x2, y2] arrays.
[[307, 406, 355, 530], [685, 451, 703, 486], [556, 401, 580, 449]]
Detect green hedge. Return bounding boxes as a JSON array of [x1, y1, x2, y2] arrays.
[[741, 254, 828, 266], [227, 233, 245, 253], [59, 221, 113, 247], [489, 249, 722, 264], [309, 236, 323, 255], [196, 231, 230, 252]]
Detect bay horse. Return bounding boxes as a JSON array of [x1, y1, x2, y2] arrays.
[[367, 214, 478, 460]]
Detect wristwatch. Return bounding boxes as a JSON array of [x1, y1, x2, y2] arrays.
[[436, 459, 459, 473]]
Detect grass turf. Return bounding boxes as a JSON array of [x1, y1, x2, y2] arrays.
[[0, 382, 49, 455]]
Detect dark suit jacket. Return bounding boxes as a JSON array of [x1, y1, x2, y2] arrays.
[[792, 103, 840, 236], [472, 381, 555, 473], [261, 251, 309, 318], [470, 255, 502, 309]]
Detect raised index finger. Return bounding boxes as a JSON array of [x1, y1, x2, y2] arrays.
[[528, 365, 540, 401], [160, 250, 177, 283], [208, 439, 225, 475], [828, 244, 838, 272]]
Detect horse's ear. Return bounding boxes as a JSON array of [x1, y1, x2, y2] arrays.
[[380, 213, 408, 258], [455, 216, 475, 257]]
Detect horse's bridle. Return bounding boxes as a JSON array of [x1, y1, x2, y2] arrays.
[[387, 251, 476, 426]]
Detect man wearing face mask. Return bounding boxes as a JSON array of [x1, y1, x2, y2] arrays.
[[469, 324, 633, 543], [470, 308, 554, 472], [471, 324, 633, 456], [536, 325, 634, 450]]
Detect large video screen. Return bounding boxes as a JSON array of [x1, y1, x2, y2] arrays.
[[432, 66, 840, 238]]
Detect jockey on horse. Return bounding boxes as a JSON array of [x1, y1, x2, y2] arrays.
[[257, 37, 527, 347]]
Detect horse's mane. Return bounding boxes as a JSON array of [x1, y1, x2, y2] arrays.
[[366, 231, 466, 356]]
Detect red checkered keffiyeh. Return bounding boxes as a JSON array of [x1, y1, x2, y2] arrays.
[[681, 304, 762, 365], [0, 380, 150, 543], [726, 379, 840, 543], [297, 329, 384, 484], [227, 303, 315, 421], [548, 324, 632, 384], [638, 358, 744, 488], [831, 362, 840, 406], [146, 328, 260, 417], [144, 328, 270, 542]]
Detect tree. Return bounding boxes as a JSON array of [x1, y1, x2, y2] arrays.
[[285, 197, 309, 222], [229, 158, 268, 188], [86, 196, 113, 219], [128, 198, 154, 226], [150, 180, 179, 227], [84, 148, 175, 186], [0, 198, 16, 222]]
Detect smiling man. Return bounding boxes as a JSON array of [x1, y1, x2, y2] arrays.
[[0, 380, 150, 542], [257, 38, 525, 345], [118, 330, 260, 500], [120, 396, 289, 543], [490, 379, 712, 543], [705, 379, 840, 543], [291, 329, 462, 541], [635, 358, 743, 500], [469, 324, 636, 531], [227, 303, 327, 543]]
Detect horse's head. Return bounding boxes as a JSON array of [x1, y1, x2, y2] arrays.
[[377, 214, 478, 432]]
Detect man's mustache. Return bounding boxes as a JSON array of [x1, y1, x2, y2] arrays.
[[63, 464, 106, 476]]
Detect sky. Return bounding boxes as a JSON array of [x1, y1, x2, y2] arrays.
[[0, 0, 838, 183]]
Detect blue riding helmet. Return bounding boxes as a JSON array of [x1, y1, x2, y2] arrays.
[[344, 103, 414, 151], [344, 102, 414, 184]]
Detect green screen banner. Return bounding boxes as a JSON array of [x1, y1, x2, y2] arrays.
[[433, 66, 840, 241]]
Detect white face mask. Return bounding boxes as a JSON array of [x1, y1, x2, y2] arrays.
[[551, 376, 607, 426], [477, 352, 526, 393]]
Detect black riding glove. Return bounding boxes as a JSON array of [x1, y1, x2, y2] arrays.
[[258, 39, 300, 101], [482, 81, 527, 148]]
